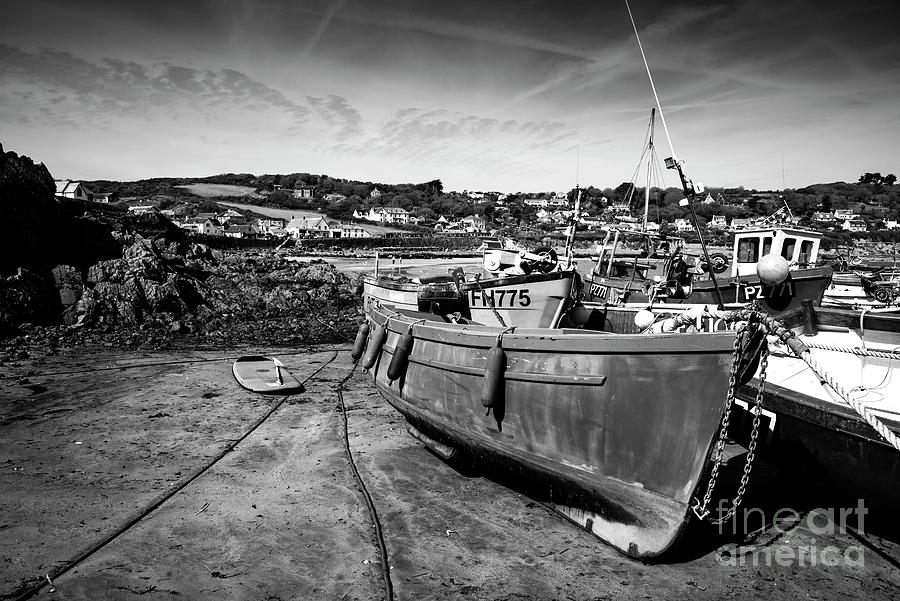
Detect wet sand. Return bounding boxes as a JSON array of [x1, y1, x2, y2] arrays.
[[2, 345, 900, 600]]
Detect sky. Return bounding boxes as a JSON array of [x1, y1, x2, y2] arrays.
[[1, 0, 898, 194]]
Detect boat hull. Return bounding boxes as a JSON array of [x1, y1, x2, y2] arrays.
[[365, 305, 742, 558], [584, 266, 832, 313]]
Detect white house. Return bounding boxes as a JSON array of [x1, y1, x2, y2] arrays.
[[709, 215, 727, 230], [674, 218, 693, 232], [286, 216, 332, 238], [54, 180, 94, 201], [365, 207, 409, 224], [842, 218, 867, 233], [460, 215, 487, 233], [180, 217, 223, 236], [256, 217, 286, 235], [339, 224, 372, 238], [293, 187, 315, 199], [127, 204, 159, 215]]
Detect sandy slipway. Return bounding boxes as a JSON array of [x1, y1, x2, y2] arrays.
[[2, 345, 900, 601]]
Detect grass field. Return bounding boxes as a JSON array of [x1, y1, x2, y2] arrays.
[[176, 183, 262, 198]]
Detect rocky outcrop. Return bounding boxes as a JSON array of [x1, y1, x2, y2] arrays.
[[0, 142, 363, 349]]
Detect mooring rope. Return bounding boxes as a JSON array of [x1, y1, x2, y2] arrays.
[[652, 307, 900, 453], [9, 351, 339, 601], [796, 341, 900, 361], [336, 365, 394, 601]]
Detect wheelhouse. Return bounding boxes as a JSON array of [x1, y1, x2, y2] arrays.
[[731, 227, 823, 277]]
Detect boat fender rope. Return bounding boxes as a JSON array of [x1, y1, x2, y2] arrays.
[[360, 316, 392, 373], [387, 319, 426, 385], [481, 327, 515, 417]]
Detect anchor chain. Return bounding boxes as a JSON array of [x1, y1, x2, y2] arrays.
[[692, 315, 770, 524]]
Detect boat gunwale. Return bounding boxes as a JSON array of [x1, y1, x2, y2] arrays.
[[368, 305, 740, 354]]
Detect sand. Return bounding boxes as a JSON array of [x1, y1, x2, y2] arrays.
[[2, 345, 899, 600]]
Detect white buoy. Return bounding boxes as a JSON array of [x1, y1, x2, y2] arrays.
[[634, 309, 656, 330], [757, 254, 790, 285]]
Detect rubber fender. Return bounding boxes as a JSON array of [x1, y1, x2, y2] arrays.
[[387, 330, 414, 384], [350, 321, 370, 364], [360, 323, 387, 372], [480, 344, 507, 408]]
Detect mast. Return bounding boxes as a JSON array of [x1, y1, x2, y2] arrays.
[[643, 108, 655, 231]]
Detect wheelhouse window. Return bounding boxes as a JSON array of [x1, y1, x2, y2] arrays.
[[781, 237, 797, 260], [737, 238, 760, 263], [799, 240, 814, 264]]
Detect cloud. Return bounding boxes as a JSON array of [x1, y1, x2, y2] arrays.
[[0, 43, 384, 145]]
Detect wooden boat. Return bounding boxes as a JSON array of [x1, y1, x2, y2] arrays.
[[361, 248, 577, 329], [358, 303, 763, 559], [583, 224, 834, 313]]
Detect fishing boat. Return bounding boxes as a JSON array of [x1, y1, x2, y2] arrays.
[[355, 302, 768, 558], [731, 303, 900, 517], [361, 230, 582, 329]]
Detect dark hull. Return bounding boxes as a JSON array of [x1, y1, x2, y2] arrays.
[[365, 305, 742, 559], [584, 266, 833, 313]]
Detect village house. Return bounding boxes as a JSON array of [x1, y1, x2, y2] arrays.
[[180, 217, 223, 236], [460, 215, 487, 233], [842, 218, 867, 233], [812, 211, 836, 223], [256, 217, 287, 235], [369, 187, 383, 199], [523, 198, 548, 208], [323, 193, 347, 202], [54, 180, 105, 202], [674, 218, 693, 233], [339, 224, 373, 238], [224, 223, 259, 239], [708, 215, 728, 230], [362, 207, 410, 225], [833, 208, 856, 220], [286, 216, 332, 238], [730, 218, 752, 231], [127, 204, 160, 215], [292, 186, 315, 199]]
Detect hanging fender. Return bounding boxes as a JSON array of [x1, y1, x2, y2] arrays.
[[480, 343, 507, 411], [387, 330, 415, 384], [350, 321, 370, 364], [360, 322, 388, 372]]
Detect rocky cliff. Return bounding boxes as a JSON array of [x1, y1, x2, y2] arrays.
[[0, 143, 361, 349]]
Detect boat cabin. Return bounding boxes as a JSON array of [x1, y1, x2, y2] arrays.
[[731, 226, 823, 278]]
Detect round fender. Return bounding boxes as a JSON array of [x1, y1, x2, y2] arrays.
[[350, 321, 370, 364], [387, 330, 415, 384], [360, 323, 387, 372], [480, 344, 507, 409], [707, 252, 730, 274]]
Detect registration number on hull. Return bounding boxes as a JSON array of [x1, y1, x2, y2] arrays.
[[740, 281, 794, 302], [469, 289, 531, 308]]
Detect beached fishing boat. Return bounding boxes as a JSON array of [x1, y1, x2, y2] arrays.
[[356, 302, 767, 558], [361, 262, 576, 329]]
